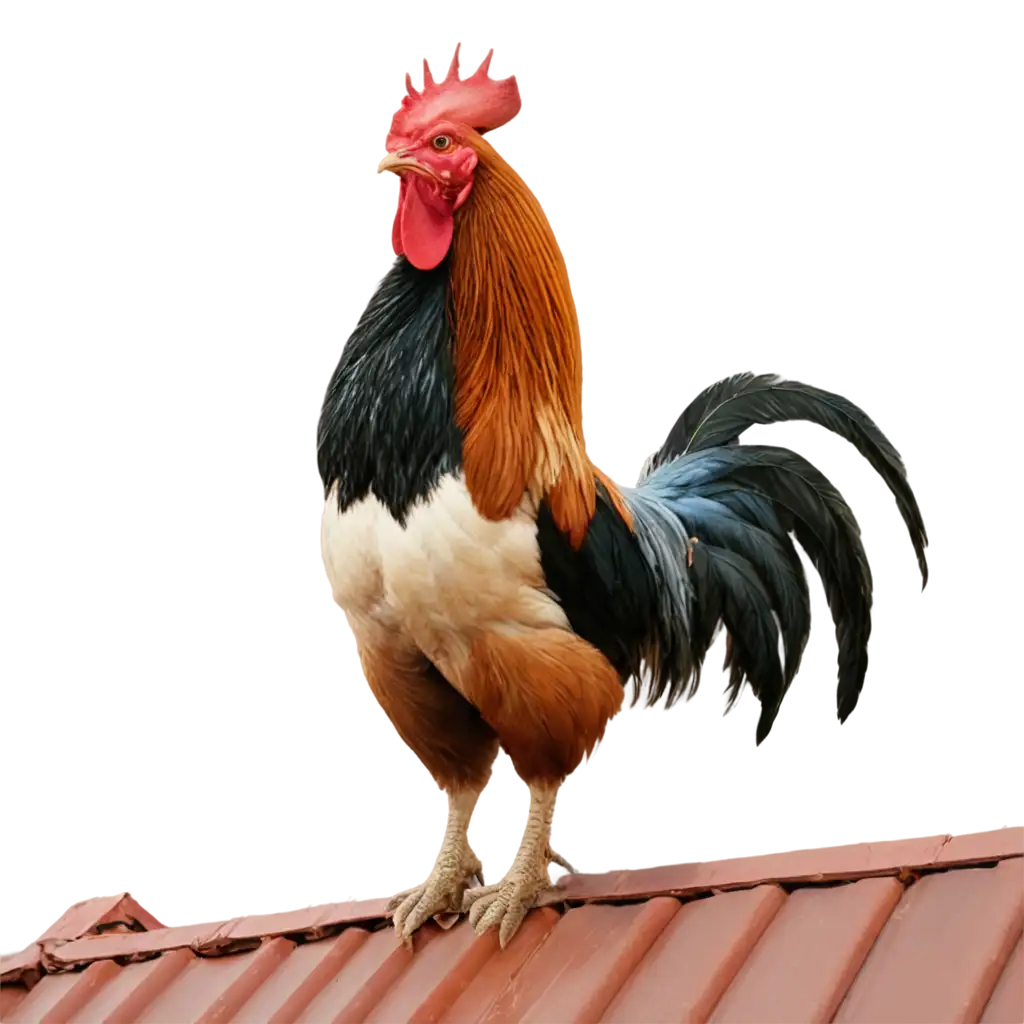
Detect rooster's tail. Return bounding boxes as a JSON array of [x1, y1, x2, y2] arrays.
[[622, 373, 928, 743]]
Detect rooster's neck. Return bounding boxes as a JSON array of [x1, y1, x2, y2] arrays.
[[448, 140, 597, 546]]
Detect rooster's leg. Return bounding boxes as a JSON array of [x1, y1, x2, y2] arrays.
[[457, 626, 623, 947], [389, 786, 485, 944], [462, 781, 567, 947]]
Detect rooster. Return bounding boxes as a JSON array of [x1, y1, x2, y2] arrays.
[[317, 46, 928, 948]]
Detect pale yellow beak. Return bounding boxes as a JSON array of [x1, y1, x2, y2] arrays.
[[377, 151, 438, 181], [376, 149, 403, 176]]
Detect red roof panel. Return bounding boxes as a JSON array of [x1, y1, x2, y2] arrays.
[[36, 895, 164, 945], [4, 969, 80, 1024], [137, 948, 258, 1023], [0, 986, 27, 1022], [442, 907, 559, 1024], [75, 950, 193, 1024], [483, 898, 679, 1023], [295, 924, 423, 1023], [835, 858, 1023, 1024], [603, 884, 785, 1023], [982, 937, 1023, 1024], [363, 915, 491, 1023], [2, 828, 1020, 1024], [233, 930, 369, 1024], [710, 877, 902, 1024]]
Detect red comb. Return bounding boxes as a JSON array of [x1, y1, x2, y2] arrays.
[[386, 44, 521, 150]]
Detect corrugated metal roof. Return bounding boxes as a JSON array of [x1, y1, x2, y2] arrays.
[[2, 828, 1021, 1023]]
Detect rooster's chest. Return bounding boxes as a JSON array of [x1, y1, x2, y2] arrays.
[[320, 473, 566, 670]]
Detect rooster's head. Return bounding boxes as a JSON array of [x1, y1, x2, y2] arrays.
[[378, 44, 520, 270]]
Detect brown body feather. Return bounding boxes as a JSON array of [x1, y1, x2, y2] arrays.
[[357, 620, 499, 791], [465, 628, 623, 782]]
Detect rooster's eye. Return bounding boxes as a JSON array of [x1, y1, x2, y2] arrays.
[[432, 135, 452, 151]]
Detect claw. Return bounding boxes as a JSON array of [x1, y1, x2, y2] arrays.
[[464, 873, 560, 948], [388, 846, 483, 945]]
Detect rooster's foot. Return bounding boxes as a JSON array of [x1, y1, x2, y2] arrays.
[[462, 844, 573, 947], [385, 856, 481, 942]]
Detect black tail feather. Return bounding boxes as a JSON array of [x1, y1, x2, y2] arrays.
[[691, 543, 785, 743], [645, 373, 929, 587], [544, 371, 927, 746]]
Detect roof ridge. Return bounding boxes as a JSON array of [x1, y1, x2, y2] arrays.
[[2, 826, 1019, 984]]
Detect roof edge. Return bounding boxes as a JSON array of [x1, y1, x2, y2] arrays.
[[3, 827, 1019, 981]]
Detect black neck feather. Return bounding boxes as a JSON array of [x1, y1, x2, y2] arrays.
[[317, 256, 462, 523]]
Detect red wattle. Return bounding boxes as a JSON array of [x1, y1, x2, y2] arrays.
[[395, 174, 454, 271]]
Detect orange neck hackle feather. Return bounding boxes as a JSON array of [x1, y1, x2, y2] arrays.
[[450, 133, 623, 547]]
